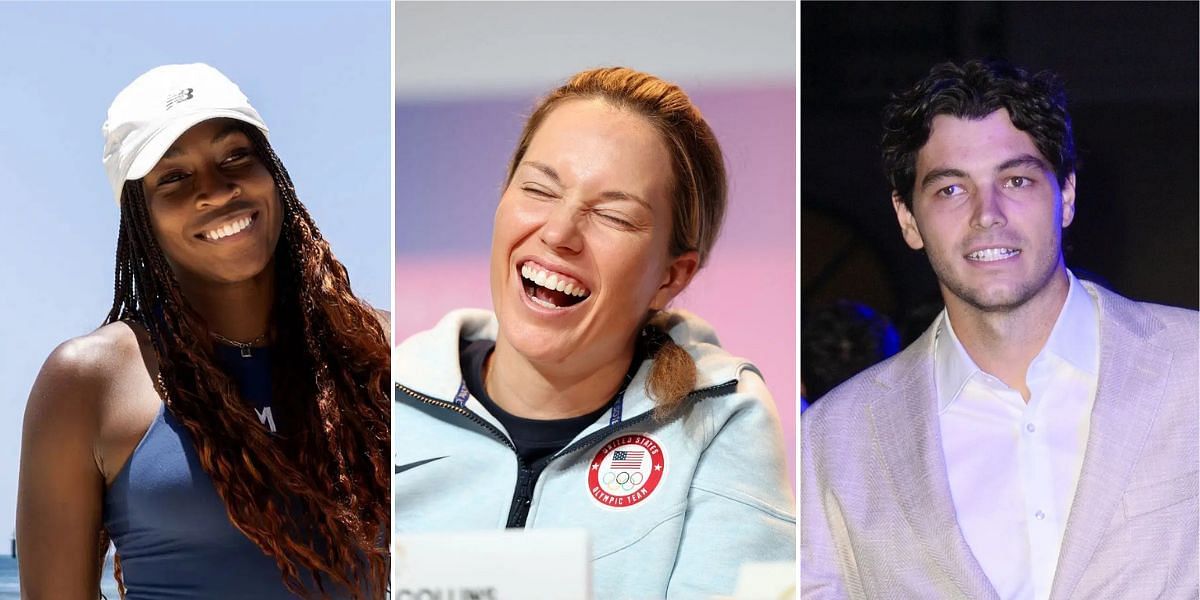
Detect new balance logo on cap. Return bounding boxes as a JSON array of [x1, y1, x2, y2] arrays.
[[165, 87, 194, 110]]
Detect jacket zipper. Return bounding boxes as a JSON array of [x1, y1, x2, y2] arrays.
[[395, 382, 515, 452], [396, 382, 537, 527], [396, 379, 738, 528]]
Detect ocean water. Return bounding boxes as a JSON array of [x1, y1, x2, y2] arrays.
[[0, 556, 120, 599]]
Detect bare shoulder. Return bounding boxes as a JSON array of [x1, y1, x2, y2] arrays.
[[17, 322, 150, 592], [26, 321, 149, 426], [39, 321, 144, 383]]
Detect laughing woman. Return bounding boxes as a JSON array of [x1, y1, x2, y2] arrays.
[[17, 64, 389, 598], [393, 67, 795, 598]]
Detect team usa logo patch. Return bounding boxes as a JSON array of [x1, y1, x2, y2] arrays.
[[587, 433, 666, 508]]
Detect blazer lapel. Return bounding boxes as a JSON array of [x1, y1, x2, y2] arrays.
[[868, 324, 1001, 600], [1049, 287, 1172, 600]]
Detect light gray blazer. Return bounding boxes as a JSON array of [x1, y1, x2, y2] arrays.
[[801, 282, 1198, 599]]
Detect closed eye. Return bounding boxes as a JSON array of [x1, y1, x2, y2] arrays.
[[594, 210, 636, 230], [521, 185, 557, 200]]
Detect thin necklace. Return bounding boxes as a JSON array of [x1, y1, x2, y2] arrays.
[[210, 331, 269, 358]]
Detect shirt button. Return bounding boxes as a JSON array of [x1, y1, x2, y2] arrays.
[[1035, 510, 1045, 520], [1026, 423, 1036, 433]]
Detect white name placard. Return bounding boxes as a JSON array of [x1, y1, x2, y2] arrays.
[[395, 528, 591, 600]]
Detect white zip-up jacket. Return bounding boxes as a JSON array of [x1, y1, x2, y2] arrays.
[[393, 309, 795, 599]]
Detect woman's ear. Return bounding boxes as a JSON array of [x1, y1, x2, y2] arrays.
[[649, 250, 700, 311]]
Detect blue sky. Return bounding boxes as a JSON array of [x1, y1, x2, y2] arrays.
[[0, 1, 390, 546]]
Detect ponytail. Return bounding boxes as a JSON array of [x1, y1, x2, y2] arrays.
[[643, 312, 697, 420]]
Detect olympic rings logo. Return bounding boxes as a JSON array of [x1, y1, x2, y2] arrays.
[[600, 470, 646, 491], [588, 433, 666, 509]]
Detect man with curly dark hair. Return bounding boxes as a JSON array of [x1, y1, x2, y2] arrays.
[[802, 59, 1198, 598]]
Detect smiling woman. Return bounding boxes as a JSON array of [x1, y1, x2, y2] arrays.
[[141, 119, 285, 288], [393, 67, 795, 598], [15, 64, 389, 599]]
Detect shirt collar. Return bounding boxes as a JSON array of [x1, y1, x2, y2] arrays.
[[1042, 270, 1100, 377], [934, 269, 1100, 413], [934, 311, 978, 413]]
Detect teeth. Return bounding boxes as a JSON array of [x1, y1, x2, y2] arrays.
[[520, 262, 590, 297], [530, 295, 557, 309], [204, 216, 253, 241], [967, 247, 1020, 262]]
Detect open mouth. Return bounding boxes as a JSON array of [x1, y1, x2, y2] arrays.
[[966, 247, 1020, 262], [198, 212, 257, 242], [520, 261, 591, 310]]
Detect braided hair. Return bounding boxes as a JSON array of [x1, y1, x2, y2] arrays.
[[103, 125, 389, 598]]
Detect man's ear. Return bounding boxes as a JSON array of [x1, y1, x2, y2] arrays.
[[892, 191, 924, 250], [1061, 172, 1076, 228]]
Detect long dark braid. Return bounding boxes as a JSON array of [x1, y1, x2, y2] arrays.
[[103, 126, 390, 598]]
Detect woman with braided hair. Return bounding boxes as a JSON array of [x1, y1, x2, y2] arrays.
[[393, 67, 794, 598], [16, 64, 389, 598]]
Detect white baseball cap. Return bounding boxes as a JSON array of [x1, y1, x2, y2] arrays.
[[101, 63, 269, 204]]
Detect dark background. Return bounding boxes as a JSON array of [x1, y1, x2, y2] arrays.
[[801, 1, 1199, 344]]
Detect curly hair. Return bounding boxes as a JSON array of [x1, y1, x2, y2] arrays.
[[882, 59, 1076, 208], [102, 125, 390, 598], [506, 67, 727, 418]]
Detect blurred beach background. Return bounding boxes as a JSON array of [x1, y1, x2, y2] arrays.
[[0, 1, 389, 591]]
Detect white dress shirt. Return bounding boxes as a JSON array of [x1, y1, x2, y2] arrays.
[[935, 271, 1100, 600]]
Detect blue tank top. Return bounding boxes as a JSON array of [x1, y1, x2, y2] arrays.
[[102, 345, 354, 599]]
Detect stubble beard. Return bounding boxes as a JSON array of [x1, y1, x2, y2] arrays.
[[928, 245, 1065, 315]]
